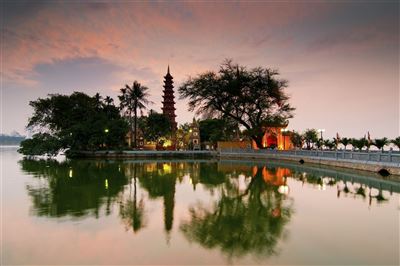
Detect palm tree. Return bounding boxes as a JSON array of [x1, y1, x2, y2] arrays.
[[93, 93, 102, 109], [350, 138, 367, 151], [340, 137, 351, 150], [391, 137, 400, 150], [323, 139, 336, 150], [104, 96, 114, 106], [373, 137, 389, 152], [118, 81, 151, 148]]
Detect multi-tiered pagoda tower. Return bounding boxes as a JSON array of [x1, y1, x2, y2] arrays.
[[162, 66, 177, 131]]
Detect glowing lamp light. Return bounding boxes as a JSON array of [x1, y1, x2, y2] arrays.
[[278, 185, 289, 195], [69, 169, 73, 178], [163, 140, 172, 147], [163, 163, 172, 173], [105, 179, 109, 189], [104, 128, 109, 133]]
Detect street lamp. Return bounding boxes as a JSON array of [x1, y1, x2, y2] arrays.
[[317, 129, 325, 140], [104, 128, 109, 133]]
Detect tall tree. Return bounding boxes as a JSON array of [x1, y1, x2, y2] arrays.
[[19, 92, 128, 156], [351, 138, 368, 151], [199, 118, 240, 146], [139, 110, 172, 142], [391, 137, 400, 150], [340, 137, 351, 150], [303, 129, 318, 150], [179, 60, 294, 149], [119, 81, 151, 149], [290, 131, 303, 149]]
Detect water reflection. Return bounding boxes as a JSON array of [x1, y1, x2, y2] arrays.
[[119, 164, 146, 233], [20, 159, 127, 218], [180, 166, 293, 259], [19, 158, 399, 260]]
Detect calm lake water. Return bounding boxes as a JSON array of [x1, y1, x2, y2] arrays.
[[2, 147, 399, 265]]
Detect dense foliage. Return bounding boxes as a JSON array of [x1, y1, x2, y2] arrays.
[[303, 129, 318, 150], [179, 60, 294, 149], [138, 110, 172, 142], [199, 118, 240, 145], [19, 92, 128, 156]]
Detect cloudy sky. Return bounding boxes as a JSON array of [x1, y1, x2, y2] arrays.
[[1, 1, 399, 138]]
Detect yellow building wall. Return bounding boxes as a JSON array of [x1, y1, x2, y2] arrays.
[[217, 141, 252, 150]]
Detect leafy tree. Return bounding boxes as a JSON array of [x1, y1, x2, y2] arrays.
[[139, 110, 172, 142], [391, 137, 400, 150], [351, 138, 368, 151], [323, 139, 336, 150], [373, 137, 389, 152], [118, 81, 151, 148], [179, 60, 294, 149], [19, 92, 128, 156], [180, 166, 292, 258], [199, 118, 240, 146], [18, 133, 61, 156], [303, 129, 318, 150], [340, 137, 351, 150], [315, 139, 323, 150], [290, 131, 303, 149]]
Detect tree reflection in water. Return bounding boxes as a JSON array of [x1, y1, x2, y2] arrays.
[[180, 166, 293, 259], [19, 158, 395, 258], [119, 163, 146, 233], [20, 159, 128, 219]]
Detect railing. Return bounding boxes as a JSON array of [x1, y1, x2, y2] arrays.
[[219, 148, 400, 164]]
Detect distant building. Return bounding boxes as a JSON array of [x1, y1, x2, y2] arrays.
[[189, 118, 201, 150], [252, 126, 293, 150], [162, 66, 177, 131], [125, 128, 144, 149]]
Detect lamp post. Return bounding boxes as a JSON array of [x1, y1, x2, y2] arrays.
[[317, 129, 325, 150], [317, 129, 325, 140], [104, 128, 109, 148]]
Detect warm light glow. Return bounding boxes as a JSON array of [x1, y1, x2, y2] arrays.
[[163, 163, 172, 173], [69, 169, 73, 178], [105, 179, 109, 189], [104, 128, 109, 133], [163, 140, 172, 147], [278, 185, 289, 195]]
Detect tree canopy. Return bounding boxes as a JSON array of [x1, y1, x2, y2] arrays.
[[138, 110, 172, 142], [19, 92, 128, 156], [179, 60, 294, 149], [199, 118, 240, 145]]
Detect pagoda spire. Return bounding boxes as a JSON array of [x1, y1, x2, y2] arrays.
[[162, 65, 177, 131]]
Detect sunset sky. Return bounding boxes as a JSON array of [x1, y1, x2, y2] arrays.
[[1, 1, 399, 138]]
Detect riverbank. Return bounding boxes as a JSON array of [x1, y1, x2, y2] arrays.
[[69, 150, 218, 159], [68, 149, 400, 176], [219, 150, 400, 176]]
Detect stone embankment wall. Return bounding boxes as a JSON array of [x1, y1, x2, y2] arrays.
[[218, 151, 400, 176]]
